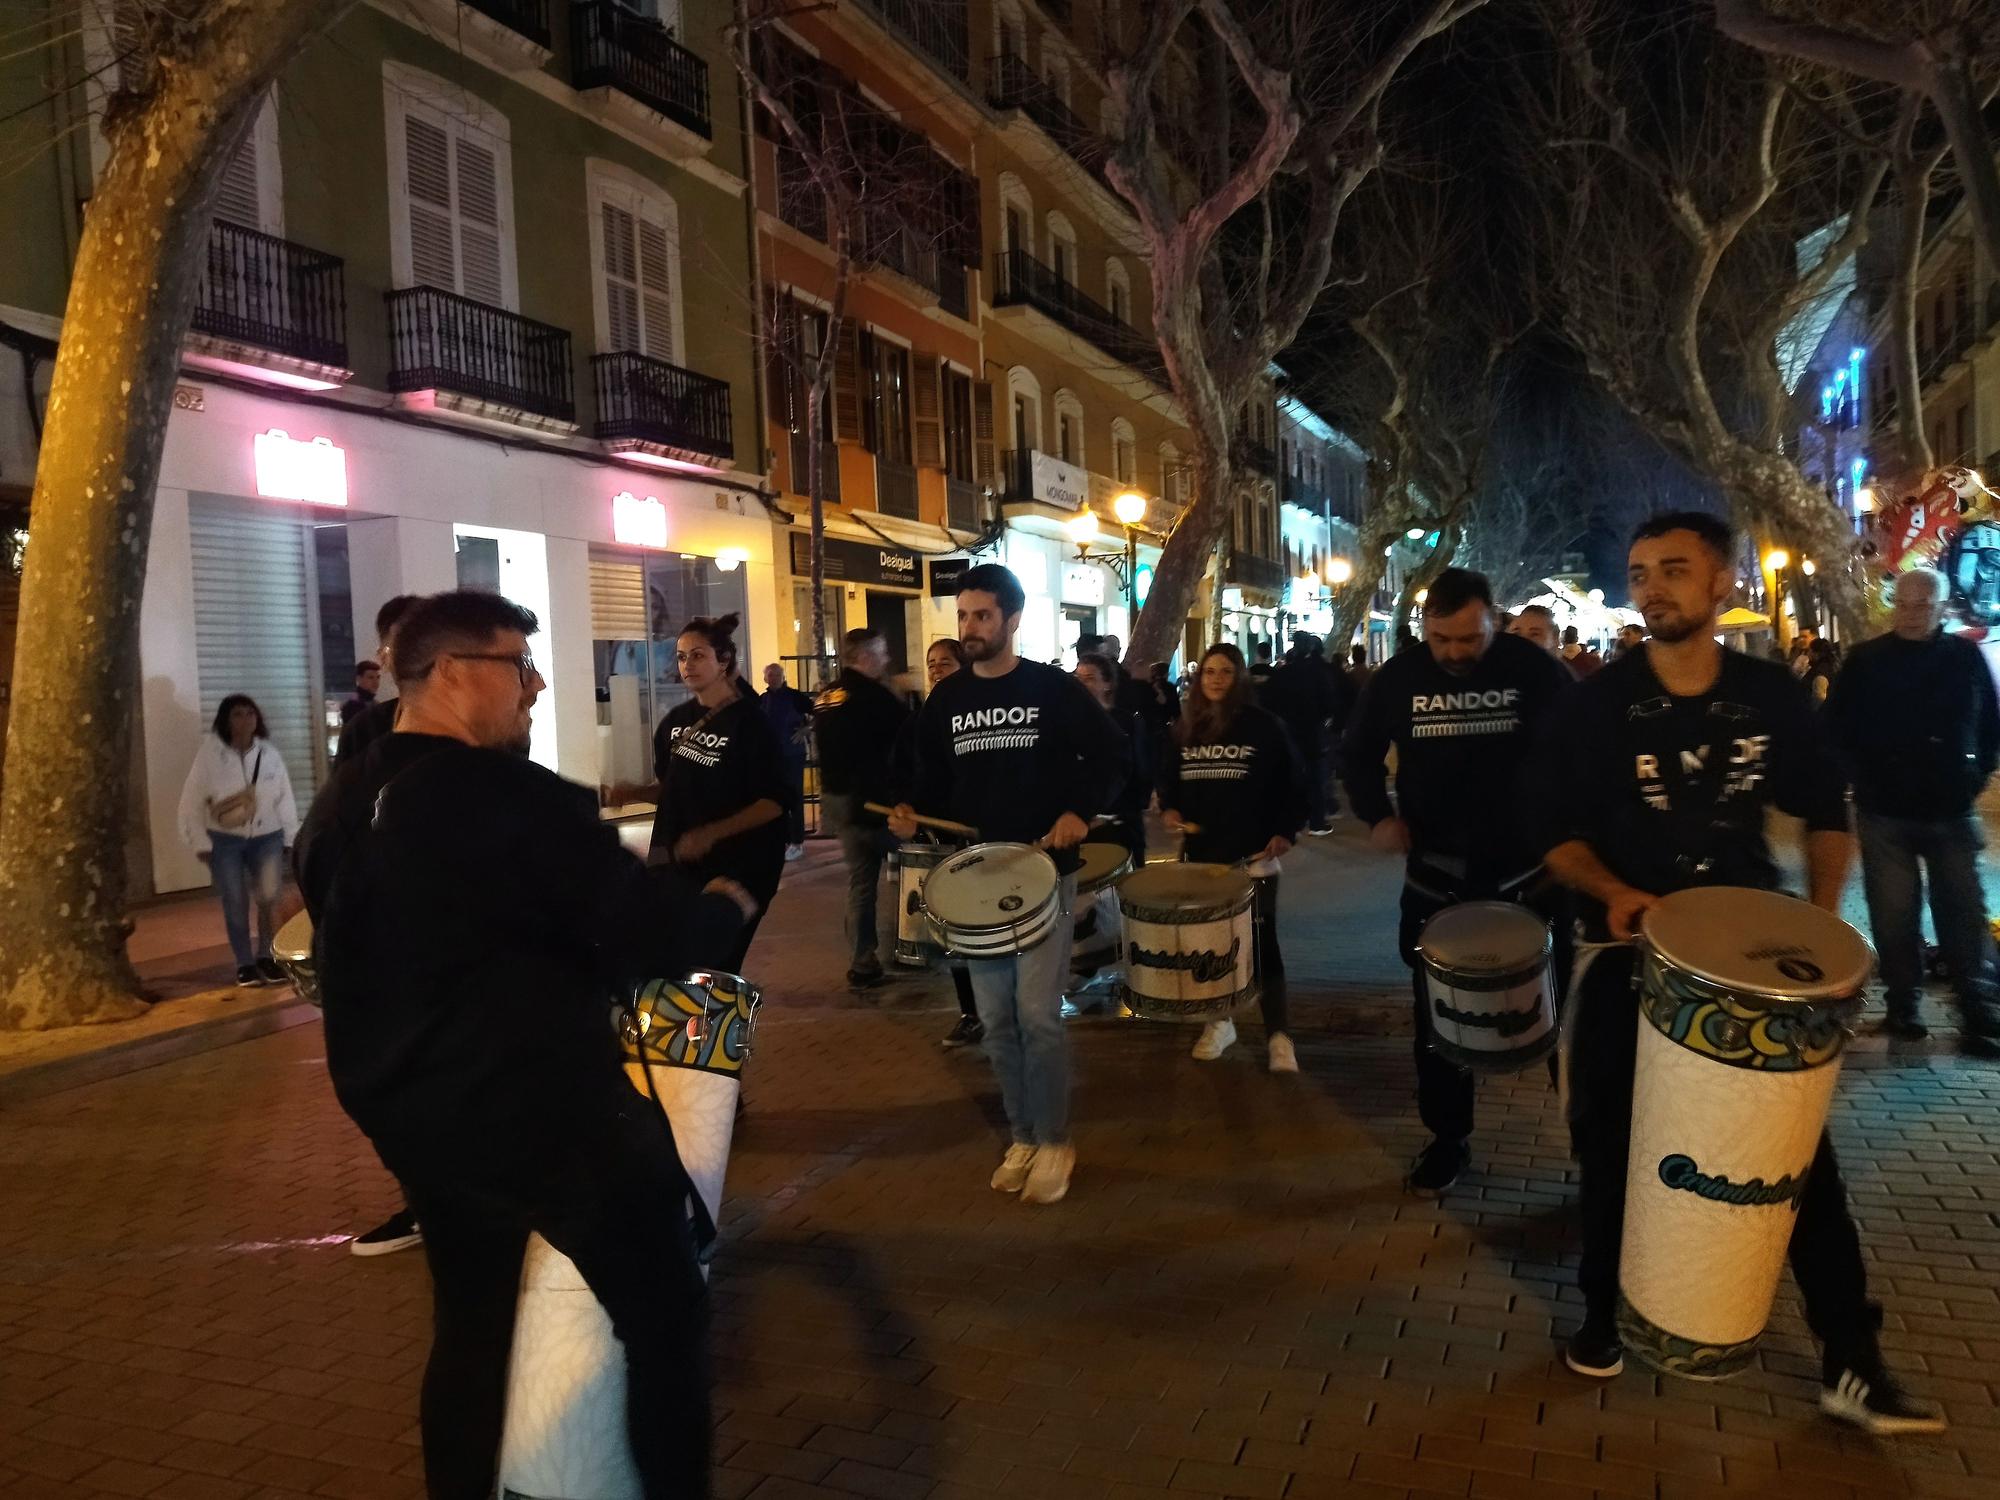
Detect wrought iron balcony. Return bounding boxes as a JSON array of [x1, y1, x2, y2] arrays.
[[851, 0, 970, 83], [1236, 435, 1279, 476], [192, 219, 348, 370], [593, 351, 733, 461], [987, 52, 1104, 180], [991, 248, 1165, 382], [385, 286, 574, 424], [465, 0, 549, 48], [1227, 551, 1286, 593], [572, 1, 711, 139]]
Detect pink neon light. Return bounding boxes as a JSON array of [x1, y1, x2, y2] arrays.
[[253, 429, 348, 507], [612, 491, 668, 548]]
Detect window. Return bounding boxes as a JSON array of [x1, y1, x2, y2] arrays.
[[942, 367, 975, 481], [1105, 258, 1131, 326], [995, 0, 1026, 61], [772, 296, 833, 439], [1111, 418, 1136, 485], [385, 64, 517, 308], [1053, 389, 1085, 468], [589, 164, 682, 363], [861, 332, 912, 462], [1044, 51, 1071, 109], [1007, 366, 1044, 457], [1047, 212, 1078, 285], [1160, 441, 1182, 509], [212, 94, 283, 234]]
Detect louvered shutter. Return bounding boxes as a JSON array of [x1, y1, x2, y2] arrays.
[[831, 320, 863, 443], [911, 353, 943, 469], [765, 288, 796, 432], [455, 134, 505, 305], [404, 113, 458, 289], [637, 212, 675, 360], [189, 501, 320, 795], [588, 553, 649, 638], [213, 131, 263, 229], [972, 379, 996, 488], [601, 200, 642, 352]]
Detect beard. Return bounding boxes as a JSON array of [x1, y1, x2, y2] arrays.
[[1642, 607, 1706, 644], [961, 632, 1002, 661]]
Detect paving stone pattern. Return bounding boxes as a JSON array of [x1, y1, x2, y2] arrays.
[[4, 827, 2000, 1499]]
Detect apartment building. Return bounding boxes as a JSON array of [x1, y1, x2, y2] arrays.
[[0, 0, 768, 895], [1268, 390, 1368, 653]]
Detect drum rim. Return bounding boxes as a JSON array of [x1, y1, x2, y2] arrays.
[[1118, 979, 1262, 1017], [922, 841, 1061, 927], [1638, 887, 1871, 1000], [1420, 958, 1552, 993], [1116, 860, 1254, 905], [1075, 841, 1135, 891], [1119, 892, 1254, 925], [1415, 900, 1553, 972]]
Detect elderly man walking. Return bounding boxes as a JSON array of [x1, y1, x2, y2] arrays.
[[1826, 567, 2000, 1055]]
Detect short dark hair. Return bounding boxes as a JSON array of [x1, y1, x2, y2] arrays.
[[375, 594, 420, 645], [680, 613, 742, 673], [1350, 643, 1367, 662], [211, 694, 269, 742], [1632, 509, 1735, 562], [393, 590, 540, 682], [1562, 625, 1579, 643], [1422, 567, 1493, 616], [1074, 651, 1116, 682], [842, 627, 883, 663], [354, 659, 378, 679], [957, 562, 1025, 617], [1517, 604, 1556, 627], [1075, 632, 1107, 655]]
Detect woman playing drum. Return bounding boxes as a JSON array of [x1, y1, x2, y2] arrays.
[[1159, 643, 1306, 1072]]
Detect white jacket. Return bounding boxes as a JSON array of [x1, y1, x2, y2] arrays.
[[177, 737, 302, 852]]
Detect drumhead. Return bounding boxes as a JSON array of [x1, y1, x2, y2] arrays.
[[273, 909, 313, 964], [1417, 901, 1550, 975], [1118, 861, 1252, 919], [1075, 842, 1132, 889], [1640, 886, 1872, 999], [924, 842, 1060, 930]]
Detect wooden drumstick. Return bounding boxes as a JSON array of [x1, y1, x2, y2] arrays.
[[863, 802, 980, 839], [1176, 819, 1203, 835]]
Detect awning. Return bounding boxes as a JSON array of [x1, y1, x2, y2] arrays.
[[1717, 606, 1770, 628]]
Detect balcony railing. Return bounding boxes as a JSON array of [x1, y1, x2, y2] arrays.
[[572, 1, 711, 139], [991, 248, 1165, 382], [946, 476, 981, 531], [465, 0, 549, 48], [987, 52, 1104, 182], [876, 456, 919, 519], [1236, 436, 1278, 476], [385, 286, 574, 423], [1227, 551, 1286, 594], [593, 351, 732, 460], [193, 219, 348, 369], [851, 0, 969, 82], [789, 431, 842, 504]]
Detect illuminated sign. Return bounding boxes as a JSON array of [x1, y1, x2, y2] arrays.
[[1061, 563, 1106, 607], [253, 430, 347, 507], [612, 491, 668, 548], [1135, 563, 1155, 603]]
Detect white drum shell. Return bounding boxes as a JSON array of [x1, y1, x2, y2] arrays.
[[1421, 961, 1557, 1072], [923, 843, 1063, 958], [892, 844, 947, 967], [1117, 904, 1256, 1021]]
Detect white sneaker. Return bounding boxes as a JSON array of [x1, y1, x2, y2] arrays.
[[990, 1143, 1037, 1193], [1021, 1143, 1075, 1205], [784, 843, 805, 862], [1192, 1019, 1236, 1060], [1267, 1033, 1298, 1073]]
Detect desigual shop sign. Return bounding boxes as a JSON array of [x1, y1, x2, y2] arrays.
[[789, 532, 922, 589]]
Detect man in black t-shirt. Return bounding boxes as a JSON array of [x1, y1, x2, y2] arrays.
[[1340, 569, 1574, 1196], [1537, 512, 1943, 1436], [335, 594, 419, 773]]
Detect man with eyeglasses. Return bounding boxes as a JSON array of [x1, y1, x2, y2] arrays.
[[296, 589, 756, 1500]]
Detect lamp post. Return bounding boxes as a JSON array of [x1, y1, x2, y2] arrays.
[[1113, 490, 1148, 618]]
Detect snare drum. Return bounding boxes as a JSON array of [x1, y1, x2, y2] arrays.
[[1115, 863, 1258, 1021], [1416, 902, 1556, 1071], [1075, 841, 1134, 896], [923, 842, 1064, 957], [1619, 887, 1868, 1380], [271, 910, 318, 1006], [892, 842, 949, 966]]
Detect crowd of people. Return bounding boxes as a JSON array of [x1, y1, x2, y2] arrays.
[[233, 508, 2000, 1496]]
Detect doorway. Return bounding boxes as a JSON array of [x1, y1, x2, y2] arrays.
[[866, 591, 911, 675]]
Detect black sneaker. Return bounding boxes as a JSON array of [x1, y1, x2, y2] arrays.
[[1958, 1031, 2000, 1059], [1820, 1366, 1947, 1435], [349, 1211, 423, 1259], [1405, 1137, 1469, 1196], [234, 965, 262, 989], [255, 957, 286, 985], [941, 1015, 984, 1049], [847, 967, 888, 992], [1563, 1318, 1625, 1378], [1881, 1013, 1929, 1041]]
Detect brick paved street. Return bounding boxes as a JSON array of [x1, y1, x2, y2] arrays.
[[5, 824, 2000, 1500]]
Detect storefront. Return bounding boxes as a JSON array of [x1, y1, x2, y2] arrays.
[[785, 530, 925, 683]]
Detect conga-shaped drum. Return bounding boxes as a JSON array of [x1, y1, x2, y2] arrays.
[[498, 972, 762, 1499], [892, 842, 949, 967], [1114, 863, 1258, 1021], [1619, 888, 1867, 1379], [1415, 901, 1556, 1071]]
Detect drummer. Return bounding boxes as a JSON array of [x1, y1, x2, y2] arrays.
[[890, 564, 1127, 1206], [1340, 567, 1574, 1195], [1158, 643, 1306, 1072], [1536, 511, 1943, 1433]]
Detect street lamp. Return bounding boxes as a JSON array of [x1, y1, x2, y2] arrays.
[[1801, 558, 1817, 577], [1415, 587, 1429, 604], [1853, 485, 1877, 514], [1326, 555, 1354, 585], [1405, 527, 1425, 541], [1765, 548, 1790, 571], [1112, 490, 1148, 617], [1067, 507, 1100, 544]]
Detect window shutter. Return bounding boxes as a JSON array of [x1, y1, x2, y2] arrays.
[[765, 289, 797, 431], [214, 130, 262, 229], [636, 212, 675, 360], [404, 112, 458, 290], [454, 134, 505, 305], [972, 379, 996, 488], [831, 320, 863, 443], [601, 199, 642, 352], [588, 553, 649, 639], [911, 353, 943, 470]]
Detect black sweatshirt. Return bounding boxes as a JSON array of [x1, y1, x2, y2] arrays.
[[1159, 704, 1306, 864], [650, 694, 790, 903], [908, 657, 1127, 875], [1340, 632, 1573, 877], [1824, 629, 2000, 819], [813, 667, 912, 805], [1533, 647, 1848, 928], [295, 732, 744, 1188]]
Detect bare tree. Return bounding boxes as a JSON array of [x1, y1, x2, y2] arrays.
[[0, 0, 358, 1029], [1098, 0, 1486, 669]]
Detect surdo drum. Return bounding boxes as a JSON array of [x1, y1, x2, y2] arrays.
[[498, 972, 762, 1499], [922, 842, 1064, 957], [1415, 901, 1557, 1071], [1619, 888, 1868, 1379], [1114, 863, 1258, 1022], [891, 842, 949, 967]]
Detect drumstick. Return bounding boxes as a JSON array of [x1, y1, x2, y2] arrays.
[[863, 802, 980, 838], [1177, 819, 1203, 835]]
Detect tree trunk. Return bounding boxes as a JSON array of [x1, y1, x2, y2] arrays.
[[0, 1, 357, 1029], [1392, 523, 1463, 650], [1128, 441, 1233, 668], [805, 381, 828, 684], [1889, 149, 1934, 477], [1929, 54, 2000, 280]]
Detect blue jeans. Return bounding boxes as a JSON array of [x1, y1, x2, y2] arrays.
[[209, 829, 284, 969], [824, 792, 894, 973], [966, 874, 1078, 1147], [1858, 810, 2000, 1033]]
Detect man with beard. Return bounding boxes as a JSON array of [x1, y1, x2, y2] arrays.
[[1341, 568, 1574, 1195], [296, 589, 756, 1497], [1535, 512, 1943, 1434]]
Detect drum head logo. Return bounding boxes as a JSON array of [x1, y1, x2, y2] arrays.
[[1775, 957, 1823, 984], [999, 894, 1024, 913]]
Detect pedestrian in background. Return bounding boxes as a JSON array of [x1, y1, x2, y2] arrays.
[[341, 660, 380, 724], [178, 694, 300, 988], [759, 662, 814, 860], [1074, 651, 1149, 862], [1144, 661, 1181, 735], [1347, 642, 1374, 692], [814, 628, 911, 990], [337, 594, 419, 768], [1825, 566, 2000, 1054], [1262, 631, 1353, 834], [1803, 636, 1839, 704]]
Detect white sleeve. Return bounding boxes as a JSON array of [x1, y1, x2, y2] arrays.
[[270, 749, 302, 844], [178, 749, 212, 853]]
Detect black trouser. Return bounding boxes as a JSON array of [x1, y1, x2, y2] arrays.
[[1254, 874, 1288, 1035], [1568, 946, 1877, 1364], [1301, 751, 1332, 829], [398, 1105, 711, 1500], [721, 909, 768, 975], [1399, 872, 1568, 1143], [951, 963, 977, 1019]]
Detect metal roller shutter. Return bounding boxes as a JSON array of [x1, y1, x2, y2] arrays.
[[190, 499, 320, 794], [588, 550, 648, 639]]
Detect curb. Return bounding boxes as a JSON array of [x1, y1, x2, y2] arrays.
[[0, 993, 321, 1107]]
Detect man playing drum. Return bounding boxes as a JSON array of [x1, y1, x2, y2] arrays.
[[1340, 567, 1575, 1195], [891, 564, 1127, 1205], [1536, 512, 1944, 1434]]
